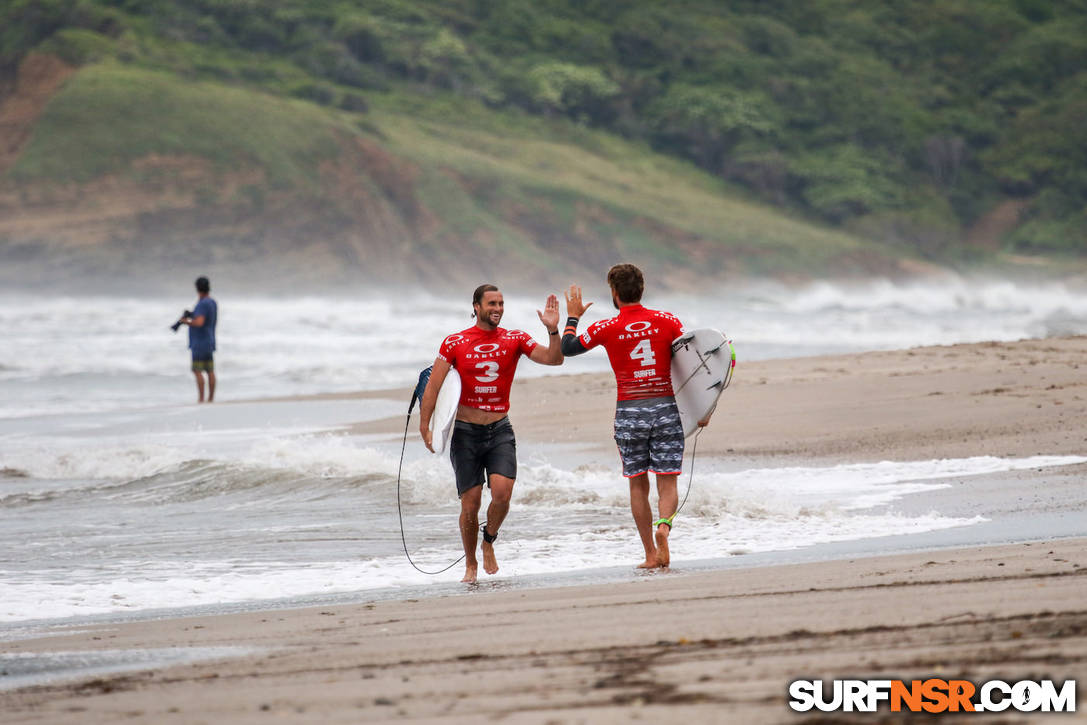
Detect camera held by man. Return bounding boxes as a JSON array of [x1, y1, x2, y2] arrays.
[[170, 310, 193, 333]]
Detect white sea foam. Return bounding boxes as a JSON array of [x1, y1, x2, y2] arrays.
[[6, 410, 1084, 513], [0, 442, 189, 482], [0, 433, 448, 494], [512, 455, 1087, 517], [671, 277, 1087, 357], [3, 450, 1083, 622], [0, 510, 986, 623]]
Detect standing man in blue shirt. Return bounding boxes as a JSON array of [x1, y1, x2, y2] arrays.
[[179, 276, 218, 403]]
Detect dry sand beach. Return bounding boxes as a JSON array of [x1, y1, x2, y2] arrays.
[[4, 337, 1087, 723]]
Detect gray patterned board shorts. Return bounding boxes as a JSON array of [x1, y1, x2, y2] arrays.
[[613, 396, 685, 477]]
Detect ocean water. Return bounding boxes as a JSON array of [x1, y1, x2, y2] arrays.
[[4, 276, 1086, 419], [2, 277, 1087, 625]]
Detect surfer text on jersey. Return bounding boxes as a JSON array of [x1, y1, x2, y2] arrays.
[[438, 327, 538, 412]]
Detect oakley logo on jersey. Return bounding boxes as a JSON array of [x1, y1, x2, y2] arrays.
[[617, 325, 662, 342]]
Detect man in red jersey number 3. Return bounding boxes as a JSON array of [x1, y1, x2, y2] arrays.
[[563, 264, 707, 569], [419, 284, 563, 583]]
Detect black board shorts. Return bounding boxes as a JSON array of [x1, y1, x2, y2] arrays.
[[449, 417, 517, 495], [191, 351, 214, 373]]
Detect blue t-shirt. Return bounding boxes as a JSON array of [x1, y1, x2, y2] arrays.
[[188, 297, 217, 355]]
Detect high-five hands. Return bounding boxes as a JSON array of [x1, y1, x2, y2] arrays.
[[537, 294, 560, 332], [564, 284, 593, 318]]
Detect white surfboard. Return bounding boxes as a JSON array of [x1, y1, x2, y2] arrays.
[[430, 368, 462, 455], [671, 328, 735, 438]]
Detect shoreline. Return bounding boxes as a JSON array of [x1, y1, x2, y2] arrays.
[[5, 516, 1085, 636], [3, 336, 1087, 720]]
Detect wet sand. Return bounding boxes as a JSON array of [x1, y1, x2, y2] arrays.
[[4, 337, 1087, 722], [3, 540, 1085, 723]]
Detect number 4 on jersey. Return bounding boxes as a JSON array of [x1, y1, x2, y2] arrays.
[[629, 339, 655, 366]]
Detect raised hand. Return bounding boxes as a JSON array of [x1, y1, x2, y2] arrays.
[[537, 294, 560, 332], [564, 284, 593, 318]]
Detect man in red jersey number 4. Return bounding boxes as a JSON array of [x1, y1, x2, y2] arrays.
[[562, 264, 707, 569], [419, 284, 563, 583]]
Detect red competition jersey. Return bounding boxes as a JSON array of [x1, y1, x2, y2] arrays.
[[438, 326, 538, 412], [578, 304, 684, 401]]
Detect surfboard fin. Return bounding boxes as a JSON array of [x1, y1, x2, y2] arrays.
[[671, 332, 695, 353]]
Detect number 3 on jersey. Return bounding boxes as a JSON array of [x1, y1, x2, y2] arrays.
[[475, 360, 500, 382], [629, 339, 656, 367]]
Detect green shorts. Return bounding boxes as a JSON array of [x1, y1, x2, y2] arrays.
[[191, 354, 214, 373]]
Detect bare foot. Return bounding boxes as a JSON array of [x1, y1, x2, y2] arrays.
[[461, 564, 478, 583], [636, 555, 658, 569], [481, 542, 499, 575], [655, 525, 670, 568]]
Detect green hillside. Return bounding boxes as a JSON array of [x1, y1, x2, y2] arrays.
[[2, 0, 1085, 288]]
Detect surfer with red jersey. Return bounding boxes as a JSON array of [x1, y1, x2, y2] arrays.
[[419, 284, 563, 583], [562, 264, 706, 568]]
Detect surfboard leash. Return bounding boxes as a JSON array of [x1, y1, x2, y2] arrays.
[[394, 370, 468, 576], [670, 426, 703, 525]]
